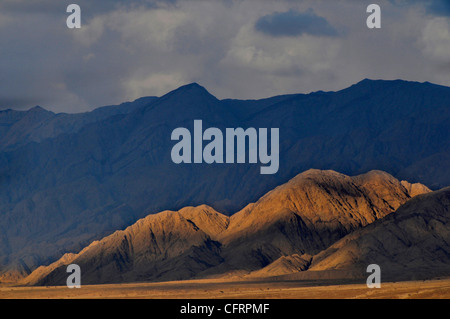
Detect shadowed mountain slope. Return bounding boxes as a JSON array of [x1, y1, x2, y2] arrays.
[[306, 187, 450, 281]]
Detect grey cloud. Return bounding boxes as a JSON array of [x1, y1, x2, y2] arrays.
[[255, 9, 338, 38], [0, 1, 181, 112], [0, 97, 43, 111]]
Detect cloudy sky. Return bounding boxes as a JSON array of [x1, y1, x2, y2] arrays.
[[1, 0, 449, 112]]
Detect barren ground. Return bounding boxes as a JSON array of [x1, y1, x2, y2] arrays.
[[1, 278, 449, 299]]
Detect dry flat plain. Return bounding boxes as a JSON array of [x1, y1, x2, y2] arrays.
[[1, 278, 449, 299]]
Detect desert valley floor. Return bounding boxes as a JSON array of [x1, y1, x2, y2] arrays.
[[1, 278, 449, 299]]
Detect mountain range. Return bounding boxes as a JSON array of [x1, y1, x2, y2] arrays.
[[22, 169, 450, 286], [1, 79, 449, 281]]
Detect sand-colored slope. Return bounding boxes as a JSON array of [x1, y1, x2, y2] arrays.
[[212, 169, 429, 273], [401, 180, 433, 198], [24, 205, 228, 285], [224, 170, 422, 242], [307, 187, 450, 281], [24, 170, 431, 285], [247, 254, 313, 278]]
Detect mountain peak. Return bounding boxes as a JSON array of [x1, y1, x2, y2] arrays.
[[27, 105, 52, 114], [181, 82, 203, 89], [142, 81, 223, 120], [353, 78, 437, 89], [162, 82, 218, 101], [298, 169, 345, 178]]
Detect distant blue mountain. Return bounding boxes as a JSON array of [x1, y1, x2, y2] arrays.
[[0, 79, 449, 278]]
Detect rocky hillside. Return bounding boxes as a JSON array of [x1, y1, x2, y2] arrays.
[[23, 169, 432, 285], [308, 187, 450, 281]]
